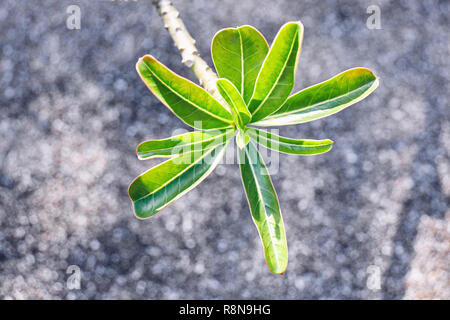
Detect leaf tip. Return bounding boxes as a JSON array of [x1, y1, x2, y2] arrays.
[[268, 261, 288, 275], [284, 20, 304, 31], [127, 178, 137, 201], [136, 55, 155, 68], [135, 143, 142, 159], [353, 67, 379, 81], [132, 202, 152, 221]]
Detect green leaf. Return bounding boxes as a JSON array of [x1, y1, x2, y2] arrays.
[[238, 142, 288, 274], [212, 26, 269, 104], [216, 78, 251, 129], [137, 129, 229, 160], [247, 128, 334, 155], [248, 22, 303, 122], [129, 135, 232, 219], [252, 68, 379, 127], [236, 128, 250, 149], [136, 55, 234, 130]]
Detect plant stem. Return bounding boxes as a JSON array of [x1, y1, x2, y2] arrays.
[[152, 0, 223, 103]]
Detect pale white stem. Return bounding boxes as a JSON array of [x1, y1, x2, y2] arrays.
[[153, 0, 224, 104]]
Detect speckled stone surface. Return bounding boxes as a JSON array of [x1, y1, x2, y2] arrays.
[[0, 0, 448, 299]]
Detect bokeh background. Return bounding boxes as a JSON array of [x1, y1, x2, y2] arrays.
[[0, 0, 449, 299]]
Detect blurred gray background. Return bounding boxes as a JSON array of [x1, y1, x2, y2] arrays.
[[0, 0, 449, 299]]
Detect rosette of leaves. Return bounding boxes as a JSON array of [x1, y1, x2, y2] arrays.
[[129, 21, 379, 274]]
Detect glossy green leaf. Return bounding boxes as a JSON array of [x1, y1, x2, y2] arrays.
[[248, 22, 303, 122], [137, 130, 229, 160], [252, 68, 379, 127], [129, 137, 232, 219], [216, 78, 251, 129], [136, 55, 234, 130], [238, 142, 288, 274], [247, 128, 334, 155], [236, 128, 250, 149], [212, 26, 269, 104]]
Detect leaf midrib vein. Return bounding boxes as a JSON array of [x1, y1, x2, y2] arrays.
[[244, 144, 283, 264], [142, 61, 233, 124], [250, 129, 330, 150], [266, 80, 375, 119], [251, 29, 298, 117], [139, 132, 227, 156], [135, 143, 224, 201]]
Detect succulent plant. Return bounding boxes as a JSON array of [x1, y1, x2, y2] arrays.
[[129, 21, 378, 274]]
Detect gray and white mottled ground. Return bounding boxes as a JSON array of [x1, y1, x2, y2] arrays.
[[0, 0, 449, 299]]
